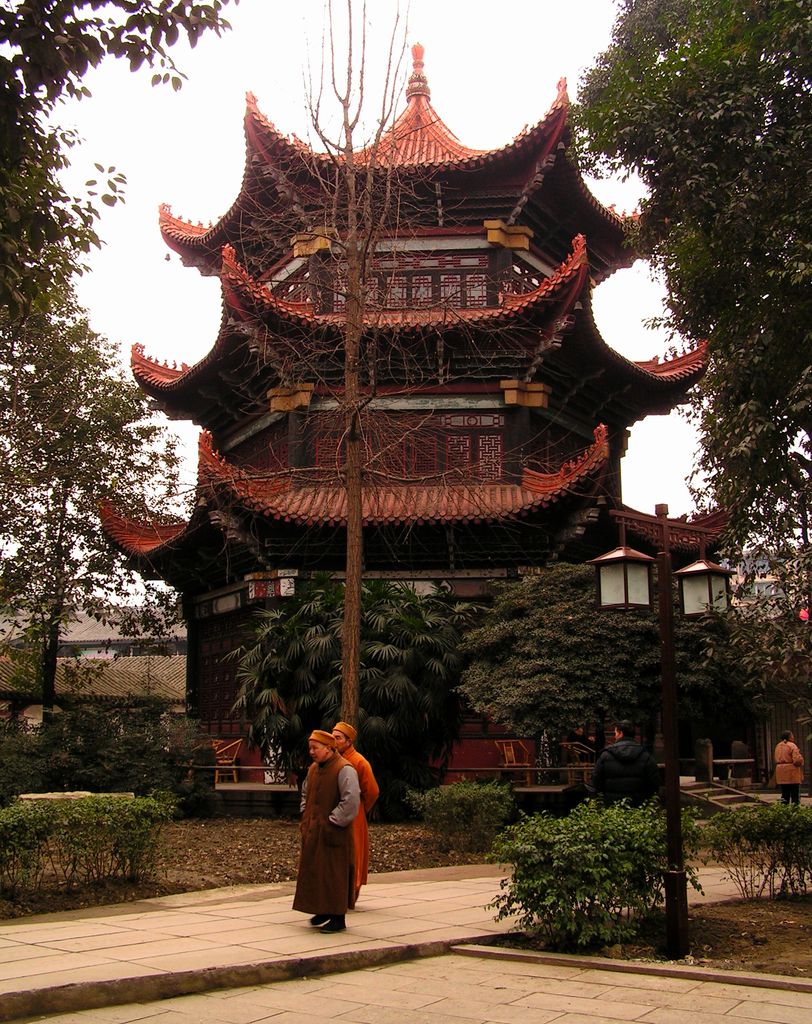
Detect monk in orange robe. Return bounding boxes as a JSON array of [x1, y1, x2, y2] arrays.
[[332, 721, 380, 901]]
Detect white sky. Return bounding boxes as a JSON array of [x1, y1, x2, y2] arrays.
[[60, 0, 700, 517]]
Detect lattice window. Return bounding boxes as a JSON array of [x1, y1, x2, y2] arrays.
[[374, 251, 488, 271], [364, 276, 380, 306], [466, 273, 488, 308], [197, 611, 248, 729], [331, 277, 347, 312], [314, 432, 341, 471], [229, 424, 288, 474], [376, 439, 407, 477], [409, 435, 438, 476], [446, 434, 472, 471], [387, 275, 408, 307], [265, 422, 288, 472], [412, 275, 434, 307], [440, 274, 461, 305], [477, 433, 503, 480]]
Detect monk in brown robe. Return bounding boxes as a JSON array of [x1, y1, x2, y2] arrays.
[[292, 729, 360, 933], [333, 721, 380, 901]]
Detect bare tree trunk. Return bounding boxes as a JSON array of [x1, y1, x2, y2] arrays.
[[40, 614, 60, 724], [40, 488, 69, 723], [341, 151, 364, 725], [342, 404, 363, 723], [301, 0, 405, 725]]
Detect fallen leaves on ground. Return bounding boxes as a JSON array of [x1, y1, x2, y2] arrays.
[[1, 817, 810, 980]]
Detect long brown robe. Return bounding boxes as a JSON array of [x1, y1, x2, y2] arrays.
[[342, 746, 379, 896], [292, 753, 356, 916]]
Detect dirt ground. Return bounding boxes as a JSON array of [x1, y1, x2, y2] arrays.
[[1, 818, 810, 978]]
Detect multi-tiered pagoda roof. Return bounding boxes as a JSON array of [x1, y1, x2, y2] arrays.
[[104, 44, 715, 595]]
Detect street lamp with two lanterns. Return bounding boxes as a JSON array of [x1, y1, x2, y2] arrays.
[[589, 503, 731, 958]]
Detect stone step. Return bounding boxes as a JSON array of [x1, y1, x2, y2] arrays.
[[680, 780, 768, 815]]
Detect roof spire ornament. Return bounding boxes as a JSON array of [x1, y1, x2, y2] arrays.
[[406, 42, 430, 100]]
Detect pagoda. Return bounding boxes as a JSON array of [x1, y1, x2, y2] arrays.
[[103, 46, 717, 741]]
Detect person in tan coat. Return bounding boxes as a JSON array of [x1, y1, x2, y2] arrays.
[[292, 729, 360, 932], [774, 730, 805, 805], [333, 721, 380, 901]]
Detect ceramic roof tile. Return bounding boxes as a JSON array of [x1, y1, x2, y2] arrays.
[[196, 425, 608, 528], [634, 342, 710, 381], [100, 500, 187, 554], [157, 47, 576, 252], [0, 656, 185, 703]]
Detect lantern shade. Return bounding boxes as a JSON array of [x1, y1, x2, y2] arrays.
[[589, 546, 655, 609], [674, 558, 732, 617]]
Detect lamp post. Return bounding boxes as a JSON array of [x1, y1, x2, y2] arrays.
[[590, 503, 731, 958]]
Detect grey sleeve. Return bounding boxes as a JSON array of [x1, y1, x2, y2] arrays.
[[329, 765, 361, 827], [300, 773, 308, 814]]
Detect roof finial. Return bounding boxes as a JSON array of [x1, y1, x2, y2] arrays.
[[406, 42, 430, 100]]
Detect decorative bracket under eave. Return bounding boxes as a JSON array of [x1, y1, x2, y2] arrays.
[[484, 219, 533, 250], [291, 228, 336, 257], [500, 379, 551, 408], [268, 383, 315, 412]]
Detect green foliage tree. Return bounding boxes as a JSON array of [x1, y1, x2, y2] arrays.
[[704, 557, 812, 727], [234, 574, 482, 817], [0, 705, 213, 812], [459, 562, 754, 742], [0, 287, 184, 716], [0, 0, 234, 316], [575, 0, 812, 550]]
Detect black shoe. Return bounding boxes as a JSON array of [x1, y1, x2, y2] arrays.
[[320, 915, 346, 933], [309, 914, 330, 926]]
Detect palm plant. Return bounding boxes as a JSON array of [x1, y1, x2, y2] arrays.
[[233, 575, 481, 817]]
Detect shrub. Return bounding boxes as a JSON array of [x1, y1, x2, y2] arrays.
[[55, 794, 174, 885], [0, 795, 174, 897], [410, 780, 516, 852], [490, 799, 701, 950], [0, 800, 53, 896], [0, 706, 213, 815], [702, 803, 812, 898]]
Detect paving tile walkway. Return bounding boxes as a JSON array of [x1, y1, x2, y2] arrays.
[[2, 864, 810, 1024]]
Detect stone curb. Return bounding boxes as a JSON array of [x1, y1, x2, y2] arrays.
[[454, 943, 812, 995], [0, 933, 503, 1023]]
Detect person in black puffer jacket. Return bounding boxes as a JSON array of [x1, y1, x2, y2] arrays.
[[591, 720, 660, 805]]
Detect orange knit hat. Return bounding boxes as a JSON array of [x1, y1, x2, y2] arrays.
[[333, 721, 358, 743], [309, 729, 336, 748]]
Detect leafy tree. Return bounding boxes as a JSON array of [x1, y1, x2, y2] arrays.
[[0, 0, 234, 317], [459, 562, 753, 743], [704, 557, 812, 728], [0, 706, 213, 810], [233, 574, 482, 817], [0, 287, 183, 716], [575, 0, 812, 550]]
